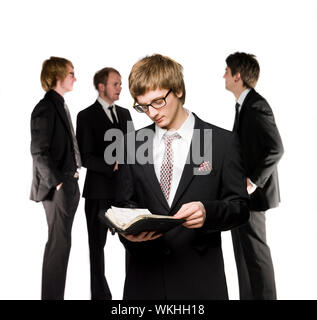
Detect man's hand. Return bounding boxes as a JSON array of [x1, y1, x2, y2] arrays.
[[56, 182, 63, 191], [173, 201, 206, 228], [246, 178, 257, 194], [121, 231, 162, 242]]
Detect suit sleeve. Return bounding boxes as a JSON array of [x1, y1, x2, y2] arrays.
[[116, 160, 160, 253], [249, 101, 284, 188], [114, 133, 139, 208], [76, 111, 115, 178], [30, 103, 63, 188], [201, 133, 250, 232], [114, 135, 155, 252]]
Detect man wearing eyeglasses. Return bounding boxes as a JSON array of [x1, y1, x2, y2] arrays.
[[115, 54, 250, 300], [76, 67, 133, 300], [30, 56, 80, 299]]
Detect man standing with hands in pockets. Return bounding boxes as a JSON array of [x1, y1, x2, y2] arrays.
[[30, 56, 81, 300], [224, 52, 284, 300]]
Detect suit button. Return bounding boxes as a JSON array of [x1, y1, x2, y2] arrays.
[[164, 248, 171, 255]]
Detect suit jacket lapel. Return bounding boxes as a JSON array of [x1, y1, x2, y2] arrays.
[[94, 100, 114, 127], [52, 99, 73, 138], [241, 88, 255, 108], [46, 90, 75, 141], [170, 115, 208, 211], [137, 124, 170, 213], [138, 116, 211, 214], [237, 89, 255, 127], [115, 105, 129, 133], [115, 105, 124, 129]]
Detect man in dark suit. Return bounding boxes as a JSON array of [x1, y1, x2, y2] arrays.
[[76, 67, 133, 300], [30, 56, 81, 299], [115, 54, 250, 299], [224, 52, 284, 299]]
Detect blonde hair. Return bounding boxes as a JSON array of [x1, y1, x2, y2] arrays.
[[40, 56, 73, 91], [129, 54, 186, 104]]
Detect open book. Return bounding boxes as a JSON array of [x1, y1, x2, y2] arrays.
[[99, 206, 185, 235]]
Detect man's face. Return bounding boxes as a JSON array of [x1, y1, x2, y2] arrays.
[[136, 88, 183, 130], [223, 66, 236, 92], [60, 64, 76, 93], [103, 72, 122, 104]]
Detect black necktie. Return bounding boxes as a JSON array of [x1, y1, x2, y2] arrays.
[[232, 102, 240, 132], [109, 106, 119, 128]]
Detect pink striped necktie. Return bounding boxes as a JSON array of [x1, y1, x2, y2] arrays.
[[159, 132, 181, 201]]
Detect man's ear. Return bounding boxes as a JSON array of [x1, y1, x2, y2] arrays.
[[98, 83, 105, 92], [175, 90, 183, 99], [234, 72, 241, 83], [54, 76, 64, 90]]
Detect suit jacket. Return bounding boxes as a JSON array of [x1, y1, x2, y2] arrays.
[[234, 89, 284, 211], [116, 114, 250, 300], [30, 90, 77, 202], [76, 100, 133, 199]]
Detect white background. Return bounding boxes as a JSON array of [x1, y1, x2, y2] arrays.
[[0, 0, 316, 300]]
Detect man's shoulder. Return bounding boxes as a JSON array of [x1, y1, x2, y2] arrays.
[[123, 123, 153, 141], [78, 101, 99, 114], [194, 113, 232, 136], [77, 101, 103, 121], [132, 116, 233, 138], [245, 89, 272, 113], [115, 105, 132, 115], [31, 95, 55, 118], [133, 123, 154, 135], [193, 115, 237, 154]]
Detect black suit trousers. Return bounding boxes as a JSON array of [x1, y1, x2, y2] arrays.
[[231, 210, 276, 300], [41, 177, 80, 300], [85, 198, 112, 300]]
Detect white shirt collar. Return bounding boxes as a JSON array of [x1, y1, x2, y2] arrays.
[[97, 96, 114, 110], [155, 109, 195, 143], [237, 88, 251, 106]]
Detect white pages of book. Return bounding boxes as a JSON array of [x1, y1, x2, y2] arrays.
[[106, 206, 152, 229]]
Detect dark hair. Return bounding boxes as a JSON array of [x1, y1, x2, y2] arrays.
[[226, 52, 260, 88], [93, 67, 120, 90]]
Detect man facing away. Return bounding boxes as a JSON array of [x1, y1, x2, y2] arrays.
[[30, 56, 81, 299], [224, 52, 284, 300], [76, 67, 133, 299], [115, 54, 250, 299]]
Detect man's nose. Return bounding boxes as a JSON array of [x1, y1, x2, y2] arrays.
[[147, 105, 159, 118]]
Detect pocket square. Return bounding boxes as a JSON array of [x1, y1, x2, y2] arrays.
[[198, 161, 212, 172]]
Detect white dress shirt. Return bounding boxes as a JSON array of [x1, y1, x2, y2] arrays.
[[236, 88, 251, 113], [97, 96, 119, 123], [153, 110, 195, 206]]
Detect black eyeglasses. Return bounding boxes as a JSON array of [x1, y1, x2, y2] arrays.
[[133, 89, 172, 113]]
